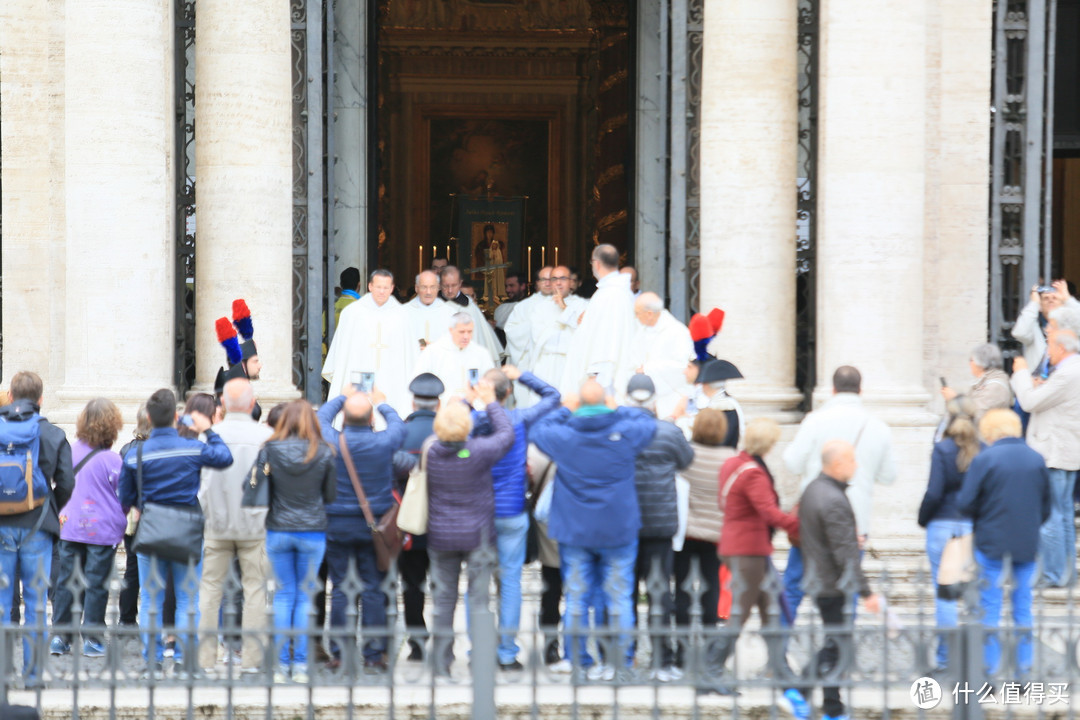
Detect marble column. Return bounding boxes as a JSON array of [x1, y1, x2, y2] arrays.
[[814, 0, 933, 423], [55, 0, 175, 421], [333, 0, 368, 281], [0, 0, 59, 396], [195, 0, 298, 402], [699, 0, 803, 418]]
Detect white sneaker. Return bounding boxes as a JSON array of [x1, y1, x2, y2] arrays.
[[649, 667, 673, 683], [548, 658, 574, 674], [665, 665, 684, 681], [587, 664, 615, 681]]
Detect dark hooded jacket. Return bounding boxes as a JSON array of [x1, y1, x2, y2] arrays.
[[259, 439, 337, 532], [0, 402, 75, 536]]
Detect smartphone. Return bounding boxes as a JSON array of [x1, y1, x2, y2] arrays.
[[468, 368, 480, 387], [1037, 285, 1055, 294], [179, 414, 194, 427], [360, 371, 375, 394], [939, 376, 947, 388]]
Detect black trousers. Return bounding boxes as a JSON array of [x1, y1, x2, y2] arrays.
[[633, 538, 675, 667], [119, 534, 140, 625], [813, 595, 847, 718], [399, 547, 429, 636], [540, 564, 563, 641]]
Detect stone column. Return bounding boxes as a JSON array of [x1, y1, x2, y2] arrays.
[[1, 0, 59, 394], [55, 0, 175, 421], [333, 0, 368, 280], [814, 0, 932, 423], [195, 0, 298, 402], [699, 0, 803, 418]]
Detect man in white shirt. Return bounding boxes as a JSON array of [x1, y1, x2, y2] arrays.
[[559, 245, 637, 397], [631, 292, 694, 419], [781, 365, 896, 618], [439, 266, 504, 364], [412, 312, 496, 400], [322, 269, 418, 414], [405, 270, 456, 352]]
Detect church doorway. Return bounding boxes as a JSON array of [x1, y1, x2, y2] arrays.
[[370, 0, 636, 306], [1050, 0, 1080, 285]]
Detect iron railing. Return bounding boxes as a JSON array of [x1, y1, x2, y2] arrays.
[[1, 546, 1076, 719]]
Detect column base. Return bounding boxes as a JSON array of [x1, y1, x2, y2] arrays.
[[52, 386, 177, 428], [811, 385, 938, 427], [727, 383, 806, 424]]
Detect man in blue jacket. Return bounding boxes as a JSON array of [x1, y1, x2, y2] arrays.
[[118, 388, 233, 672], [531, 379, 656, 680], [317, 385, 406, 672], [470, 364, 561, 670]]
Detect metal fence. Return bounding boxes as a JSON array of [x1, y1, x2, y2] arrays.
[[0, 546, 1077, 719]]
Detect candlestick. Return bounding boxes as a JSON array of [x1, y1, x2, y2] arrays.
[[528, 246, 533, 280]]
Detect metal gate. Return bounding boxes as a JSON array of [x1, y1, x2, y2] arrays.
[[989, 0, 1057, 357]]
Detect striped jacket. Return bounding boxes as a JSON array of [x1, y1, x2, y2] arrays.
[[118, 427, 233, 510]]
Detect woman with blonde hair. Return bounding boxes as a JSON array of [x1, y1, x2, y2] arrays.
[[50, 398, 127, 657], [256, 399, 337, 683], [917, 396, 981, 672], [425, 380, 514, 676]]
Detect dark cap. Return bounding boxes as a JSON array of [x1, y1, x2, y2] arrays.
[[626, 374, 656, 402], [696, 358, 743, 384], [409, 372, 445, 399]]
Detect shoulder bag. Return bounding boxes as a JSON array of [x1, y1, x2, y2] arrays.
[[397, 437, 434, 536], [130, 442, 205, 565], [936, 533, 975, 599], [242, 448, 271, 508], [338, 433, 401, 572]]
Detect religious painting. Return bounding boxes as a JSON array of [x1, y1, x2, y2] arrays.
[[428, 117, 549, 279], [450, 195, 526, 303], [471, 221, 509, 299]]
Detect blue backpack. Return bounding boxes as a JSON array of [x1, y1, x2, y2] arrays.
[[0, 408, 48, 515]]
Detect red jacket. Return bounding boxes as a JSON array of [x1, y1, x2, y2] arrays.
[[717, 451, 799, 557]]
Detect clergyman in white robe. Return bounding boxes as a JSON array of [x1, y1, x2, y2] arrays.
[[405, 295, 456, 352], [411, 333, 495, 400], [631, 307, 695, 419], [322, 293, 418, 415], [559, 267, 637, 398], [524, 293, 588, 407]]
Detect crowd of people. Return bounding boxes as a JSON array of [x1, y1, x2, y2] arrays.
[[0, 247, 1076, 720]]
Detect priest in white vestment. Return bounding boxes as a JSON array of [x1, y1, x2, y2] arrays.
[[630, 292, 695, 418], [524, 266, 588, 407], [322, 270, 418, 415], [558, 245, 638, 398], [405, 270, 456, 351], [438, 265, 504, 364], [411, 311, 496, 400], [503, 266, 554, 369]]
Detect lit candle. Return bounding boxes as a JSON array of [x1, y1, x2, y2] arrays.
[[555, 246, 559, 266], [446, 244, 450, 261], [528, 246, 533, 279], [419, 245, 423, 275], [541, 246, 546, 267]]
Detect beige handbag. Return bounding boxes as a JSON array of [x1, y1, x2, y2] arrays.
[[937, 533, 975, 599], [397, 438, 434, 536]]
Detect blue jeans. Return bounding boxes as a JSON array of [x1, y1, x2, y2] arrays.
[[976, 549, 1034, 675], [137, 553, 202, 662], [1038, 468, 1077, 587], [0, 527, 53, 676], [494, 512, 529, 664], [782, 545, 805, 626], [326, 538, 387, 662], [52, 540, 117, 643], [267, 530, 326, 668], [561, 541, 636, 668], [926, 518, 972, 668]]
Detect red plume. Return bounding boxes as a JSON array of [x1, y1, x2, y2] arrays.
[[689, 314, 714, 342], [706, 308, 725, 333]]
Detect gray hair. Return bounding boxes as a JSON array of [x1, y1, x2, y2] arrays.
[[449, 311, 473, 329], [369, 268, 393, 283], [222, 378, 254, 413], [1054, 329, 1080, 354], [414, 397, 439, 412], [969, 343, 1004, 371], [1050, 305, 1080, 335], [637, 292, 663, 313]]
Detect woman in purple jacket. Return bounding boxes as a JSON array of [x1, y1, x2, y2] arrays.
[[50, 398, 127, 657], [425, 379, 514, 676]]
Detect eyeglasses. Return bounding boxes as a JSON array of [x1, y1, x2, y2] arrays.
[[551, 276, 570, 281]]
